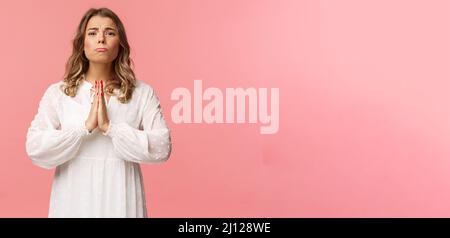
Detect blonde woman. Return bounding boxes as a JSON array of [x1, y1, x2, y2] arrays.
[[25, 7, 172, 218]]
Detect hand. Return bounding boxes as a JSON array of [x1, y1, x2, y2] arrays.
[[97, 80, 110, 133], [84, 80, 99, 132]]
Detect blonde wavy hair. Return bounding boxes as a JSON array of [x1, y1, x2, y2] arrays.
[[61, 7, 136, 103]]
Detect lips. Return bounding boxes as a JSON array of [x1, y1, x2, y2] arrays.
[[96, 48, 108, 52]]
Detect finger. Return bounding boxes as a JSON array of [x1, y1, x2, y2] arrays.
[[97, 80, 102, 101], [95, 81, 100, 96], [101, 81, 107, 106], [93, 81, 99, 110], [101, 80, 104, 96], [97, 81, 106, 112], [100, 80, 106, 105]]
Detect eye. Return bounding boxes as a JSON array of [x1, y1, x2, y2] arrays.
[[107, 31, 116, 36], [88, 32, 96, 36]]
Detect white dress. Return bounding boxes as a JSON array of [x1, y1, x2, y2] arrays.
[[25, 79, 172, 218]]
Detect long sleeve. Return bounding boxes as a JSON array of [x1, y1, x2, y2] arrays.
[[103, 85, 172, 164], [25, 83, 90, 169]]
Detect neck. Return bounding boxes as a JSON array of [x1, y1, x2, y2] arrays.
[[85, 62, 114, 84]]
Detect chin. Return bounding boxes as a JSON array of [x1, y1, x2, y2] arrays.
[[90, 58, 115, 64]]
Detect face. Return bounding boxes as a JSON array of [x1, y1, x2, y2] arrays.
[[84, 16, 120, 64]]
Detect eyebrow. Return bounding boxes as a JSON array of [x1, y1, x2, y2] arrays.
[[87, 27, 116, 31]]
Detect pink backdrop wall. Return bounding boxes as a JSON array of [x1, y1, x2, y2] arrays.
[[1, 0, 450, 217]]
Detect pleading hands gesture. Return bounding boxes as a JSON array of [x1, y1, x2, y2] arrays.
[[84, 80, 110, 133]]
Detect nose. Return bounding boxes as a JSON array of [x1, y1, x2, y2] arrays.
[[97, 33, 105, 44]]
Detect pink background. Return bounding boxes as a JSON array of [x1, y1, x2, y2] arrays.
[[1, 0, 450, 217]]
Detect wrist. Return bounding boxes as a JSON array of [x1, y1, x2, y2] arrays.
[[102, 122, 110, 133], [102, 122, 116, 136], [81, 121, 92, 136]]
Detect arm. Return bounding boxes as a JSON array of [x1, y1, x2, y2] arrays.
[[103, 86, 172, 164], [25, 83, 90, 169]]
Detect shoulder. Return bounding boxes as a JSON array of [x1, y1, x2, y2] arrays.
[[133, 79, 165, 109], [43, 81, 65, 99], [36, 81, 65, 109], [134, 79, 158, 99]]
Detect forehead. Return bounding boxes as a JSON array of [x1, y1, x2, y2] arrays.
[[86, 16, 117, 30]]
